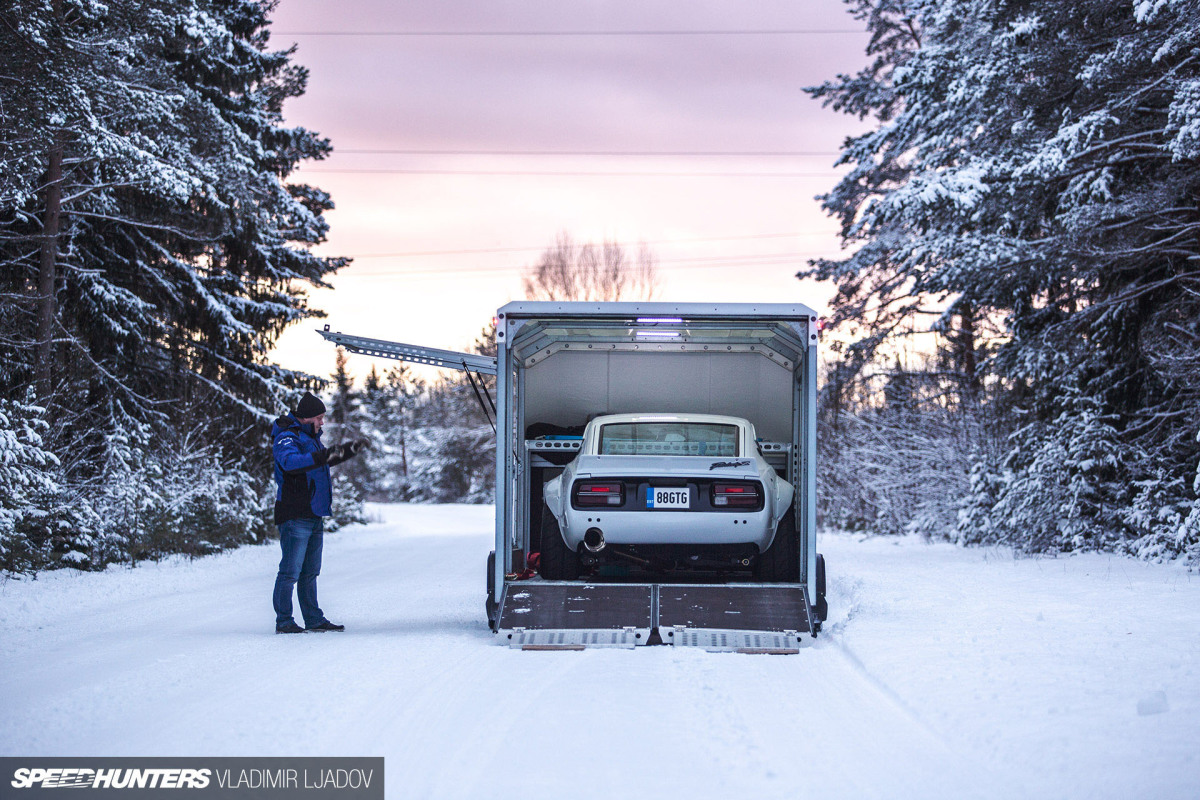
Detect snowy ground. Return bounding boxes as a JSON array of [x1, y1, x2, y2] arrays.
[[2, 503, 1198, 800]]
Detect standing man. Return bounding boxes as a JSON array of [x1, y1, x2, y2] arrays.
[[271, 391, 367, 634]]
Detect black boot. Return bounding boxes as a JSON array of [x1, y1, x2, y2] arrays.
[[306, 620, 345, 632], [275, 621, 306, 634]]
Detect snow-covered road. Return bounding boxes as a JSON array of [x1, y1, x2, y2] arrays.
[[2, 504, 1198, 799]]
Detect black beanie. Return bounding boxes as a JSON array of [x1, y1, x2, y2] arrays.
[[295, 391, 326, 419]]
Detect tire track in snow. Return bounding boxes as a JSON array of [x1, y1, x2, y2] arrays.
[[825, 636, 949, 744], [663, 648, 783, 792], [779, 640, 1007, 800], [813, 572, 1029, 799]]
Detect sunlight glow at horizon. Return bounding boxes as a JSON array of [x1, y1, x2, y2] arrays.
[[266, 0, 870, 384]]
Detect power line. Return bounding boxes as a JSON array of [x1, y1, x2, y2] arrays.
[[386, 249, 812, 272], [335, 149, 840, 157], [327, 232, 835, 259], [300, 168, 839, 177], [274, 29, 863, 37], [334, 250, 831, 279], [337, 259, 819, 279]]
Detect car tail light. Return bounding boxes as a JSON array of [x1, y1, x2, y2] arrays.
[[712, 482, 760, 507], [574, 481, 624, 507]]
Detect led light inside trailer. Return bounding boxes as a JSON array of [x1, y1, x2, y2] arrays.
[[635, 330, 682, 338]]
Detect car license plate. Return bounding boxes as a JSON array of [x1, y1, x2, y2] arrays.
[[647, 487, 689, 509]]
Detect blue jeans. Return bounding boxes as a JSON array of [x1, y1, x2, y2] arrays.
[[273, 517, 326, 628]]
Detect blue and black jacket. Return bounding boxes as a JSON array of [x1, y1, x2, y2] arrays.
[[272, 414, 333, 524]]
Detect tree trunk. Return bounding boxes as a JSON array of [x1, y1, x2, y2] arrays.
[[959, 302, 978, 397], [35, 139, 64, 402], [399, 419, 408, 477]]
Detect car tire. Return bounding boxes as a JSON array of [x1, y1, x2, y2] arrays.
[[755, 505, 799, 582], [537, 506, 581, 580]]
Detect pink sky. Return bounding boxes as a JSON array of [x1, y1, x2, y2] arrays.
[[267, 0, 871, 381]]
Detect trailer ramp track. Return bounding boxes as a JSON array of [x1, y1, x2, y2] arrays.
[[495, 582, 813, 652]]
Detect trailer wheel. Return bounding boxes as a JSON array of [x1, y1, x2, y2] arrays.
[[487, 551, 496, 597], [538, 507, 581, 580], [815, 553, 828, 623], [754, 506, 799, 582], [485, 551, 499, 629]]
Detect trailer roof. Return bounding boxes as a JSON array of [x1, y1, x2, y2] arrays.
[[498, 301, 818, 319]]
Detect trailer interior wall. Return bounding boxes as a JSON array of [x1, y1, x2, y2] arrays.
[[521, 351, 795, 443]]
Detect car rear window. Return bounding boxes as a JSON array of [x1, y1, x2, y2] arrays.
[[598, 422, 739, 457]]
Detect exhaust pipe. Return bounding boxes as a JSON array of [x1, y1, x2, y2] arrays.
[[583, 527, 606, 553]]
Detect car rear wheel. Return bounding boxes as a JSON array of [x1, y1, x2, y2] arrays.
[[754, 506, 799, 582], [538, 506, 581, 580]]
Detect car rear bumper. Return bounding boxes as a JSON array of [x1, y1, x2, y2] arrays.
[[560, 507, 775, 551]]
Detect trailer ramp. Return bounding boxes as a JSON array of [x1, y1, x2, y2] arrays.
[[659, 584, 812, 654], [498, 583, 653, 649], [495, 582, 811, 652]]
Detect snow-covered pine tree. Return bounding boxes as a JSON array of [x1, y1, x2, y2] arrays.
[[0, 394, 61, 573], [3, 0, 344, 407], [355, 365, 387, 500], [808, 0, 1200, 561], [329, 348, 359, 431], [322, 348, 367, 528], [406, 322, 497, 503], [357, 364, 424, 501], [0, 0, 346, 571]]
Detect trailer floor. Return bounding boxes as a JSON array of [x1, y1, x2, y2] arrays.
[[2, 503, 1198, 800]]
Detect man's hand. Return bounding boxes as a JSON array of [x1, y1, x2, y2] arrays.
[[325, 438, 369, 467]]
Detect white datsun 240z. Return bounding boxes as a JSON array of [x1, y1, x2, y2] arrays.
[[539, 413, 798, 581]]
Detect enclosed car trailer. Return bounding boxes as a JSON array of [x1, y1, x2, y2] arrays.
[[320, 301, 826, 652]]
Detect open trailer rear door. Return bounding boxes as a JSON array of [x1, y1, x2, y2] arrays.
[[318, 327, 496, 375]]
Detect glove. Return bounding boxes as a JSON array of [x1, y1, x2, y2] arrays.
[[325, 439, 368, 467]]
